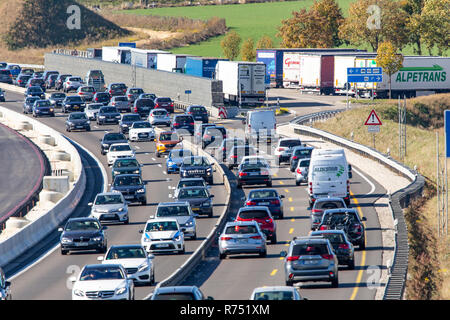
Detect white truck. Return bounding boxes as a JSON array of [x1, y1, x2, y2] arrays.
[[282, 52, 302, 88], [102, 46, 131, 64], [156, 54, 195, 73], [243, 109, 276, 145], [215, 61, 267, 107], [333, 55, 357, 96]]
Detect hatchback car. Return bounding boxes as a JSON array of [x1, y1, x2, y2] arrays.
[[99, 245, 155, 285], [128, 121, 155, 142], [119, 113, 141, 134], [150, 286, 213, 300], [151, 202, 197, 239], [32, 99, 55, 117], [155, 131, 181, 158], [290, 146, 314, 172], [62, 95, 86, 113], [63, 76, 83, 92], [149, 108, 171, 127], [58, 217, 107, 255], [179, 156, 214, 185], [26, 77, 46, 91], [93, 92, 111, 105], [85, 103, 103, 120], [154, 97, 174, 113], [166, 149, 193, 174], [176, 186, 214, 218], [15, 74, 31, 87], [0, 69, 13, 84], [310, 230, 355, 269], [23, 96, 40, 114], [111, 96, 131, 113], [250, 286, 306, 300], [235, 206, 277, 244], [126, 87, 144, 104], [226, 145, 257, 169], [70, 264, 134, 300], [172, 114, 195, 135], [281, 236, 339, 287], [97, 106, 121, 125], [295, 158, 310, 186], [65, 112, 91, 132], [186, 105, 208, 123], [111, 158, 142, 180], [133, 98, 155, 118], [90, 192, 129, 224], [310, 197, 347, 230], [107, 143, 135, 166], [110, 174, 147, 205], [77, 85, 96, 101], [219, 221, 267, 259], [100, 132, 128, 155], [106, 83, 128, 97], [139, 218, 185, 254], [49, 92, 66, 108], [237, 161, 272, 188], [245, 189, 284, 219], [274, 138, 303, 164]]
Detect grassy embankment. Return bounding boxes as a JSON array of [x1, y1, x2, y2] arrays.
[[313, 94, 450, 299]]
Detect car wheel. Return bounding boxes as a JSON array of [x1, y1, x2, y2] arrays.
[[219, 253, 226, 260], [259, 250, 267, 258], [179, 247, 185, 254], [66, 127, 70, 132], [270, 234, 277, 244], [266, 181, 272, 187], [86, 126, 91, 132], [61, 249, 68, 255], [124, 218, 129, 225], [296, 180, 300, 186], [285, 279, 293, 287], [191, 233, 197, 240], [331, 277, 339, 288], [208, 211, 213, 218], [100, 246, 107, 253], [348, 259, 355, 270], [141, 200, 147, 206], [237, 182, 242, 189], [156, 152, 160, 158], [359, 240, 366, 250]]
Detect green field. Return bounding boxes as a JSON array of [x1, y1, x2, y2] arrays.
[[126, 1, 444, 58]]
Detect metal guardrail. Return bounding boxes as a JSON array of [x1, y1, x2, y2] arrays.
[[52, 49, 94, 59], [291, 109, 346, 125], [290, 113, 425, 300]]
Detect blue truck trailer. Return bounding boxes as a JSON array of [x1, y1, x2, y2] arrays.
[[185, 57, 228, 78]]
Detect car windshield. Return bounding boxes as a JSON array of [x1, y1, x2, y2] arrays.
[[157, 98, 171, 102], [239, 210, 269, 219], [170, 149, 191, 159], [174, 116, 192, 123], [280, 140, 302, 148], [80, 266, 125, 281], [145, 221, 178, 232], [52, 93, 65, 98], [315, 201, 345, 210], [94, 194, 123, 205], [323, 212, 358, 225], [110, 145, 131, 152], [184, 156, 209, 166], [130, 88, 143, 94], [69, 113, 87, 120], [122, 115, 140, 122], [292, 243, 329, 256], [178, 188, 208, 199], [299, 160, 310, 167], [160, 133, 178, 141], [36, 101, 51, 107], [70, 77, 81, 82], [87, 105, 101, 110], [114, 176, 142, 186], [178, 180, 204, 188], [67, 96, 82, 102], [152, 110, 167, 116], [141, 94, 155, 99], [132, 122, 151, 129], [65, 220, 100, 231], [314, 232, 345, 244], [249, 190, 278, 199], [106, 247, 146, 260], [27, 98, 39, 103], [29, 87, 42, 92], [115, 159, 139, 168], [104, 133, 126, 141], [81, 87, 95, 92], [254, 291, 294, 300], [101, 107, 118, 113], [157, 205, 190, 217], [225, 225, 258, 234], [153, 293, 195, 300], [294, 149, 312, 157]]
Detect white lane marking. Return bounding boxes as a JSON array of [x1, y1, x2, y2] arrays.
[[163, 171, 167, 175], [158, 164, 162, 167], [135, 146, 140, 150], [152, 158, 156, 161], [352, 167, 376, 195]]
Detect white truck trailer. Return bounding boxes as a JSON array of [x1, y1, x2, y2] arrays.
[[156, 54, 196, 73]]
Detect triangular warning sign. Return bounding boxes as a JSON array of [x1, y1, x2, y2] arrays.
[[365, 109, 382, 125]]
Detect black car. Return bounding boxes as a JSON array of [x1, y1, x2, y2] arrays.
[[172, 114, 195, 135], [186, 105, 208, 123], [59, 217, 107, 255], [111, 157, 142, 180], [49, 92, 66, 107], [237, 161, 272, 188], [42, 70, 59, 83], [32, 99, 55, 117], [0, 69, 13, 84], [202, 126, 227, 149], [93, 92, 111, 106], [15, 74, 31, 87], [110, 174, 147, 205], [176, 186, 214, 217], [97, 106, 121, 125], [180, 156, 215, 185], [100, 132, 128, 155], [66, 112, 91, 132], [119, 113, 142, 134], [62, 95, 86, 113], [133, 98, 155, 118], [55, 74, 71, 91], [245, 189, 285, 219], [24, 86, 45, 99], [27, 77, 46, 91], [289, 146, 314, 172], [0, 89, 5, 102], [45, 74, 59, 89], [106, 83, 127, 97], [23, 96, 39, 114]]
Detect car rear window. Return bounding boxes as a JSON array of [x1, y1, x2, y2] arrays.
[[153, 293, 195, 300], [205, 127, 226, 136], [314, 233, 345, 244], [129, 88, 143, 94], [122, 115, 141, 121], [153, 110, 167, 116], [136, 99, 154, 107], [225, 225, 258, 234], [190, 106, 206, 113], [294, 149, 312, 157], [299, 159, 310, 167], [81, 87, 95, 92], [67, 96, 83, 102], [292, 243, 329, 256], [174, 116, 193, 123], [96, 92, 109, 97], [115, 96, 128, 101], [0, 70, 11, 75], [105, 133, 126, 141], [69, 77, 81, 82], [111, 84, 126, 89], [249, 190, 277, 199], [316, 201, 345, 210], [238, 210, 269, 219], [157, 205, 190, 217], [157, 97, 172, 102], [280, 140, 302, 148], [101, 107, 118, 113]]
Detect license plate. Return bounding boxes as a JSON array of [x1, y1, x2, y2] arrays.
[[238, 239, 248, 243], [142, 107, 149, 110], [192, 207, 200, 211], [303, 260, 319, 265], [74, 106, 79, 109], [76, 126, 84, 129], [156, 243, 169, 248], [124, 195, 134, 199], [75, 242, 89, 247], [259, 202, 269, 205], [249, 172, 260, 176], [103, 214, 115, 218]]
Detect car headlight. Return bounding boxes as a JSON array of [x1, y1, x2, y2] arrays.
[[117, 208, 124, 212], [143, 237, 152, 242], [102, 143, 109, 147], [122, 124, 128, 127], [185, 220, 194, 227], [202, 201, 212, 207], [138, 262, 149, 273], [73, 289, 84, 297], [114, 171, 121, 175], [86, 120, 90, 124], [133, 170, 140, 174], [115, 115, 121, 119], [137, 188, 145, 193], [92, 236, 103, 242], [61, 237, 72, 244], [49, 108, 54, 112], [115, 286, 127, 295], [99, 116, 105, 119], [67, 121, 73, 126]]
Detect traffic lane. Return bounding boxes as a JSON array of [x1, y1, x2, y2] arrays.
[[0, 123, 45, 222], [2, 91, 228, 299]]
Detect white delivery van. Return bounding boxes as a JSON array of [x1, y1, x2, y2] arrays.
[[243, 109, 276, 145], [308, 154, 350, 206], [311, 148, 352, 178]]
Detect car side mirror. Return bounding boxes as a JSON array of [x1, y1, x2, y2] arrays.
[[193, 213, 199, 218], [303, 297, 308, 301], [206, 296, 214, 300], [148, 254, 155, 259], [280, 250, 287, 257], [362, 217, 367, 221], [97, 256, 104, 261], [181, 227, 186, 233], [139, 230, 143, 234], [58, 227, 64, 232], [210, 195, 215, 198], [102, 226, 108, 230], [280, 195, 285, 199], [149, 215, 155, 219], [140, 164, 144, 167]]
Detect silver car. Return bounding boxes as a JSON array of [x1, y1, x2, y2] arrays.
[[63, 76, 83, 92], [89, 192, 129, 224], [150, 202, 197, 240], [85, 103, 103, 120], [77, 85, 96, 101], [295, 158, 310, 186], [111, 96, 131, 113], [281, 236, 339, 287], [250, 286, 306, 300], [148, 108, 171, 126], [218, 221, 267, 259]]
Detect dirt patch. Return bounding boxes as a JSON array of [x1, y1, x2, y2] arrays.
[[125, 27, 182, 46]]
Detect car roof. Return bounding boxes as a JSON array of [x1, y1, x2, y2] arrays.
[[178, 186, 208, 191], [248, 189, 278, 194], [238, 206, 270, 212], [311, 230, 346, 235], [96, 191, 123, 197], [252, 286, 297, 293], [68, 217, 99, 222], [108, 244, 144, 250], [157, 201, 190, 207], [314, 197, 346, 202], [225, 221, 258, 227], [114, 173, 141, 178], [292, 146, 312, 150], [109, 143, 130, 146], [154, 286, 198, 294], [69, 112, 87, 116]]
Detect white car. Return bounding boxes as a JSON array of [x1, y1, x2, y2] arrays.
[[274, 138, 303, 164], [128, 121, 155, 142], [63, 76, 83, 93], [107, 143, 135, 166], [89, 192, 129, 224], [98, 245, 155, 285], [70, 264, 134, 300], [148, 108, 171, 126], [85, 103, 103, 120], [139, 218, 185, 254], [250, 286, 306, 300]]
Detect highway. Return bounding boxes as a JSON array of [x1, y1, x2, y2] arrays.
[[1, 89, 228, 300]]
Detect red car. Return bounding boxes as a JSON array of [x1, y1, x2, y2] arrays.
[[154, 97, 174, 113], [235, 206, 277, 244]]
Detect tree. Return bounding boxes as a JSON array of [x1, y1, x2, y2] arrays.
[[241, 38, 256, 61], [402, 0, 425, 55], [376, 41, 404, 99], [339, 0, 409, 51], [221, 30, 241, 60], [256, 35, 273, 49], [277, 0, 344, 48], [420, 0, 450, 56]]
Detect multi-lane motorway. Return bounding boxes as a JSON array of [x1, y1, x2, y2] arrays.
[[1, 88, 386, 300]]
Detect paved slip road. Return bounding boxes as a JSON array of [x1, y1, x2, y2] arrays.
[[0, 123, 46, 224], [1, 89, 228, 300]]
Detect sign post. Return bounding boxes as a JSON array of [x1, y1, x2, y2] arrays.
[[365, 109, 382, 149], [444, 110, 450, 235], [185, 90, 191, 103]]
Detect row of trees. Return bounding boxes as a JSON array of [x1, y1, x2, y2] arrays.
[[220, 32, 273, 61]]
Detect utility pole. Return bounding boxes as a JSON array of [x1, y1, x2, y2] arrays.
[[399, 96, 406, 161]]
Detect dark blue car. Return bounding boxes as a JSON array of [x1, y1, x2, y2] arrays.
[[245, 189, 285, 219], [166, 149, 193, 174]]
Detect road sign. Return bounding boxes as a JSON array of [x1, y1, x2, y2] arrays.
[[368, 125, 380, 133], [347, 67, 383, 83], [445, 110, 450, 157], [218, 106, 228, 119], [185, 90, 192, 94], [365, 109, 382, 126], [118, 42, 136, 48]]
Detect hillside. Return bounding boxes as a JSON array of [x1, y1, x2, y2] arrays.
[[0, 0, 129, 50]]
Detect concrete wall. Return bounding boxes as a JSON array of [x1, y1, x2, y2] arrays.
[[45, 53, 224, 108]]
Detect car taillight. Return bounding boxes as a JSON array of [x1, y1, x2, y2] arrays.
[[128, 94, 132, 98], [296, 168, 302, 174], [319, 225, 328, 230], [309, 182, 313, 193], [231, 155, 237, 158], [239, 172, 248, 177], [204, 134, 211, 139], [287, 256, 299, 261], [109, 90, 113, 94], [292, 156, 298, 160], [277, 147, 285, 152], [188, 112, 193, 114], [189, 123, 194, 125], [250, 235, 262, 239], [95, 97, 99, 101], [339, 244, 349, 250], [261, 170, 269, 175], [312, 209, 322, 214], [246, 201, 257, 206], [155, 104, 160, 108], [112, 102, 115, 105], [270, 199, 280, 205], [173, 123, 179, 126], [220, 237, 232, 241], [170, 103, 174, 107], [321, 254, 334, 260], [134, 106, 138, 112]]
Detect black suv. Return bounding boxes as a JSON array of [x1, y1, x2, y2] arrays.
[[133, 98, 155, 118], [172, 114, 195, 135], [180, 156, 215, 185], [237, 161, 272, 188], [65, 112, 91, 132], [119, 113, 142, 134], [32, 99, 55, 118], [58, 217, 107, 255], [62, 95, 86, 113], [186, 105, 208, 123], [176, 186, 214, 217], [100, 132, 128, 155], [93, 92, 111, 105], [97, 106, 121, 125], [111, 157, 142, 180], [110, 174, 147, 205], [24, 86, 45, 99]]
